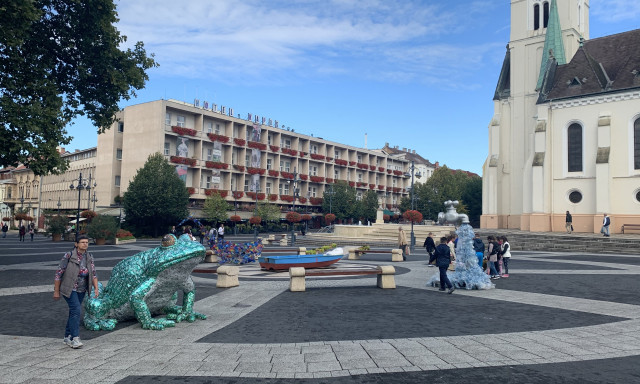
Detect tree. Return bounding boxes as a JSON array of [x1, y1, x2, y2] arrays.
[[322, 181, 356, 222], [256, 201, 281, 223], [203, 192, 231, 225], [416, 166, 467, 221], [0, 0, 157, 175], [123, 153, 188, 237], [460, 175, 482, 227], [355, 190, 380, 223]]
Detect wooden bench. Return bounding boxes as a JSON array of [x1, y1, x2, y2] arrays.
[[348, 248, 403, 262], [622, 224, 640, 234], [289, 265, 396, 292]]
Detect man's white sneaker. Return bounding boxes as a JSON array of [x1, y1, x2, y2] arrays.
[[70, 337, 83, 349], [63, 336, 71, 346]]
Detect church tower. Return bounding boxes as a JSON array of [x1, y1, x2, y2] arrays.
[[482, 0, 589, 230]]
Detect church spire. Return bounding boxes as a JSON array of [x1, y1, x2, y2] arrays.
[[536, 0, 567, 90]]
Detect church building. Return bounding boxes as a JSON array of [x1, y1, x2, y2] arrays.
[[482, 0, 640, 234]]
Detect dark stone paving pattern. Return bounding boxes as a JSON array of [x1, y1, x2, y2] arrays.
[[494, 274, 640, 306], [119, 354, 640, 384], [506, 259, 620, 270], [551, 255, 640, 266], [0, 283, 221, 339], [197, 286, 625, 344]]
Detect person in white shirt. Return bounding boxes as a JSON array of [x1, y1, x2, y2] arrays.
[[217, 223, 225, 242]]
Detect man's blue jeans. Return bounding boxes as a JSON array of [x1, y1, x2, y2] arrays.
[[64, 291, 85, 338], [438, 266, 453, 289]]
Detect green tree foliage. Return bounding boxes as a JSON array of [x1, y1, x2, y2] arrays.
[[322, 181, 356, 222], [355, 190, 380, 223], [414, 166, 482, 225], [203, 192, 231, 225], [123, 153, 188, 237], [0, 0, 158, 175], [256, 201, 281, 223]]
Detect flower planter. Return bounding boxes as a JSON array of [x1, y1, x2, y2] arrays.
[[95, 238, 106, 245], [52, 233, 62, 242]]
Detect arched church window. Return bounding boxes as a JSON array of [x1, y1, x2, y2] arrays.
[[543, 2, 550, 28], [533, 4, 540, 30], [634, 117, 640, 170], [568, 123, 583, 172]]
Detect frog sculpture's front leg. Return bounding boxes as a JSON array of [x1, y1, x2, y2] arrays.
[[131, 278, 176, 330], [164, 277, 207, 323]]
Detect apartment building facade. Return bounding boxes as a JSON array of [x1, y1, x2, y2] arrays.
[[96, 99, 413, 217]]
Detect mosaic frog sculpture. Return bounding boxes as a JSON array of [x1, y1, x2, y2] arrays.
[[84, 234, 207, 330]]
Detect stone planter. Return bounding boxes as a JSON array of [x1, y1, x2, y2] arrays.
[[52, 233, 62, 242], [95, 238, 106, 245]]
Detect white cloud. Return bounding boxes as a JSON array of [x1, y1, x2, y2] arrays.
[[592, 0, 640, 22], [114, 0, 502, 87]]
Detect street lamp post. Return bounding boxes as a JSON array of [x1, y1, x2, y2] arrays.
[[404, 161, 422, 252], [253, 182, 260, 241], [91, 191, 98, 211], [233, 189, 238, 236], [19, 191, 24, 227], [86, 173, 96, 211], [69, 172, 92, 242], [327, 184, 335, 214], [289, 168, 300, 246]]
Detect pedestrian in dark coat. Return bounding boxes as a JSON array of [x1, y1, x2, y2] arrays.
[[429, 237, 455, 294]]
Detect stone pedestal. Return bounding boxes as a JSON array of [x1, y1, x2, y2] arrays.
[[375, 208, 384, 224], [377, 265, 396, 289], [216, 265, 239, 288], [289, 267, 306, 292], [391, 249, 403, 262], [204, 250, 218, 263]]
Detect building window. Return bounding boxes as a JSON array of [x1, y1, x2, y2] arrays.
[[165, 112, 171, 126], [206, 121, 213, 133], [310, 145, 318, 154], [334, 150, 340, 159], [357, 155, 362, 163], [634, 118, 640, 170], [310, 187, 316, 197], [334, 170, 339, 179], [202, 175, 212, 189], [268, 135, 272, 145], [310, 166, 318, 176], [244, 179, 250, 192], [164, 142, 170, 156], [206, 148, 213, 161], [568, 190, 582, 204], [357, 173, 363, 182], [280, 161, 290, 172], [567, 123, 583, 172], [543, 1, 549, 28], [356, 192, 362, 201], [279, 183, 284, 195], [284, 183, 290, 195], [116, 149, 122, 160], [282, 138, 291, 149], [215, 123, 221, 134], [177, 115, 186, 127], [534, 3, 540, 30], [245, 154, 250, 166], [266, 182, 272, 194], [115, 175, 121, 187], [267, 159, 272, 170], [117, 122, 124, 133]]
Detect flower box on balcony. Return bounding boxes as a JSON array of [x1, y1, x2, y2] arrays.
[[378, 185, 384, 190], [172, 126, 197, 136], [187, 187, 196, 194], [248, 141, 267, 150], [299, 152, 306, 157], [393, 187, 401, 193], [205, 161, 229, 169], [334, 159, 348, 166], [233, 138, 246, 146], [357, 163, 368, 169], [281, 148, 297, 156], [247, 167, 266, 175], [393, 170, 403, 176], [378, 167, 385, 172], [232, 191, 244, 199], [310, 197, 323, 205], [268, 170, 279, 177], [298, 197, 307, 204], [207, 133, 230, 143], [370, 165, 376, 171], [299, 174, 308, 181], [387, 169, 392, 174], [326, 178, 334, 183], [281, 171, 294, 179], [387, 186, 393, 191], [356, 182, 366, 187], [205, 189, 228, 197], [268, 194, 278, 201], [348, 181, 355, 187], [270, 145, 280, 152], [233, 164, 245, 172], [170, 156, 196, 166], [281, 195, 294, 202], [310, 176, 324, 183], [310, 154, 325, 161], [349, 161, 356, 166], [369, 184, 375, 189]]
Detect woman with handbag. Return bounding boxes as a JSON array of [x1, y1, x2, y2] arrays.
[[53, 235, 99, 349]]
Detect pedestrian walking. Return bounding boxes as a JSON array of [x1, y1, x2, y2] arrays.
[[198, 225, 205, 244], [1, 222, 7, 238], [501, 236, 511, 277], [601, 213, 611, 237], [446, 234, 456, 271], [53, 235, 99, 349], [487, 235, 500, 279], [29, 226, 34, 241], [429, 236, 455, 294], [472, 233, 485, 268], [19, 225, 26, 241], [566, 211, 573, 234], [217, 223, 225, 242], [423, 232, 436, 266], [398, 227, 408, 261]]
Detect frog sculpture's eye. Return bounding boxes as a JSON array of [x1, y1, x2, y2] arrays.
[[161, 234, 176, 248]]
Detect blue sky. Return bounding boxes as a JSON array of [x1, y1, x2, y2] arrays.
[[66, 0, 640, 175]]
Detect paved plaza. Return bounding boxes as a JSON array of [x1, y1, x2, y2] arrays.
[[1, 233, 640, 383]]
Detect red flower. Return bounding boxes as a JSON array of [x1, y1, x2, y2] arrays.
[[268, 194, 278, 201], [324, 213, 336, 224], [249, 216, 262, 225], [299, 174, 308, 181], [247, 141, 266, 150], [207, 133, 230, 143], [172, 126, 197, 136], [230, 215, 242, 222], [286, 211, 301, 223], [269, 145, 280, 152], [268, 170, 280, 177], [232, 191, 244, 199], [234, 138, 246, 146], [301, 214, 312, 221], [310, 197, 323, 205], [403, 210, 423, 223]]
